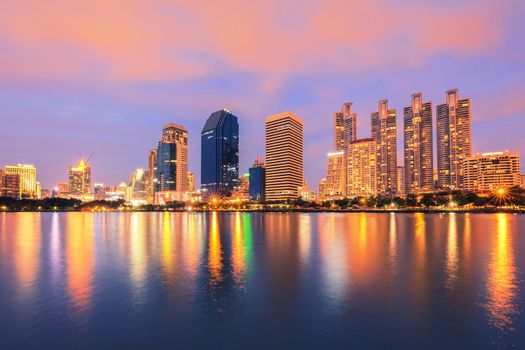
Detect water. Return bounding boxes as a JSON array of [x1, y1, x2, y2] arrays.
[[0, 212, 524, 349]]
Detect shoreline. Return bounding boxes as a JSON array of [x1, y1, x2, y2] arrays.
[[1, 208, 523, 214]]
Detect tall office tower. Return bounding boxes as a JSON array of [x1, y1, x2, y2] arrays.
[[334, 102, 357, 152], [5, 164, 37, 198], [68, 160, 91, 195], [437, 89, 472, 190], [155, 123, 188, 193], [129, 168, 147, 202], [147, 149, 157, 204], [346, 139, 377, 197], [404, 93, 433, 193], [396, 166, 405, 195], [462, 151, 521, 192], [201, 109, 239, 196], [249, 158, 266, 201], [187, 171, 195, 192], [323, 151, 345, 199], [265, 112, 304, 201], [371, 100, 397, 195]]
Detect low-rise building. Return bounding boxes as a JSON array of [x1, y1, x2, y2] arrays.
[[462, 151, 521, 192]]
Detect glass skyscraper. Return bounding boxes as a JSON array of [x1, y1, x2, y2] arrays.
[[249, 158, 266, 201], [201, 109, 239, 196], [155, 123, 188, 193]]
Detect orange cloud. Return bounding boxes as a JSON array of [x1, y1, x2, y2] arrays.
[[0, 0, 517, 89]]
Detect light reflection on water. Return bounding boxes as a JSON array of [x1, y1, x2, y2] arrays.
[[485, 213, 518, 332], [0, 212, 523, 349]]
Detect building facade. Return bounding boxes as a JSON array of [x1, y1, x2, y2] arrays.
[[396, 166, 405, 195], [462, 151, 520, 192], [147, 149, 157, 204], [129, 168, 147, 203], [346, 139, 377, 197], [68, 160, 91, 196], [187, 171, 195, 192], [371, 100, 397, 195], [201, 109, 239, 196], [5, 164, 37, 198], [437, 89, 472, 190], [249, 158, 266, 201], [334, 102, 357, 152], [1, 170, 21, 198], [323, 151, 345, 199], [155, 123, 188, 195], [404, 93, 433, 193], [265, 112, 304, 201], [93, 183, 107, 200]]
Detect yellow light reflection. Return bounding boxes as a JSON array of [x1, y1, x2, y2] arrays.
[[66, 213, 94, 314], [208, 212, 223, 285], [231, 212, 246, 286], [298, 214, 312, 266], [485, 214, 517, 331], [13, 213, 41, 302], [161, 211, 174, 277], [130, 213, 146, 292], [388, 213, 397, 266], [445, 213, 458, 289]]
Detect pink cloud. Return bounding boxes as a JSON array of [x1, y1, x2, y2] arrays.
[[0, 0, 516, 88]]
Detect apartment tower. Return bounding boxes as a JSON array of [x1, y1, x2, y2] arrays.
[[436, 89, 472, 189], [371, 100, 397, 195], [403, 93, 434, 193]]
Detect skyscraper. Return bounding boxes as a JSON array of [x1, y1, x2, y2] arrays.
[[265, 112, 304, 201], [334, 102, 356, 152], [346, 139, 377, 197], [147, 149, 157, 204], [201, 109, 239, 196], [249, 158, 266, 201], [437, 89, 472, 190], [371, 100, 397, 195], [404, 93, 433, 193], [68, 160, 91, 196], [155, 123, 188, 196], [5, 164, 37, 198]]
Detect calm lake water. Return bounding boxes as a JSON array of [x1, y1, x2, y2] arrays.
[[0, 212, 524, 349]]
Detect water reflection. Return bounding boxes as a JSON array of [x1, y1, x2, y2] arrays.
[[50, 213, 62, 285], [0, 212, 523, 349], [66, 213, 94, 316], [130, 213, 147, 299], [485, 214, 518, 332], [231, 212, 246, 286], [14, 213, 41, 303], [446, 213, 459, 290], [208, 212, 223, 285]]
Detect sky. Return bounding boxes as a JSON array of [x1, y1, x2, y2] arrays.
[[1, 0, 524, 190]]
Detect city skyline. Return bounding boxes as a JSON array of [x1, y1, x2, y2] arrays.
[[1, 1, 524, 189]]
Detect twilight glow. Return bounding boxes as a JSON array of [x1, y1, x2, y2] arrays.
[[1, 0, 524, 188]]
